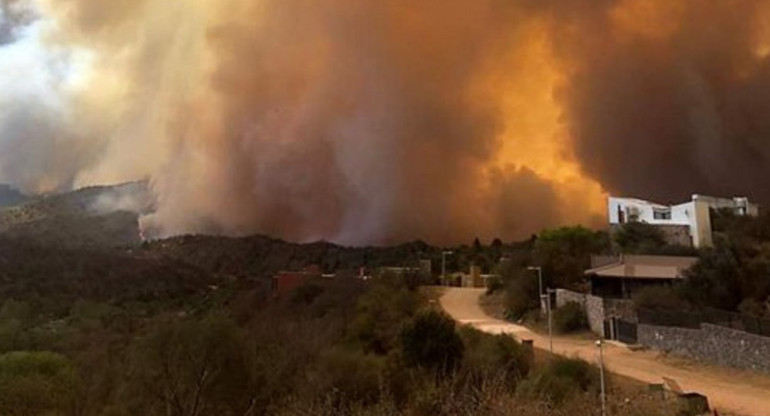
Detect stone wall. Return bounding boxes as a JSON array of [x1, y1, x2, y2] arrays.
[[604, 297, 638, 323], [555, 289, 636, 335], [555, 288, 586, 308], [638, 323, 770, 373], [586, 295, 605, 335]]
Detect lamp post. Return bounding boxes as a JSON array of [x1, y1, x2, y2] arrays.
[[442, 251, 453, 286], [546, 288, 555, 354], [596, 339, 607, 416], [528, 266, 545, 314], [527, 266, 543, 296]]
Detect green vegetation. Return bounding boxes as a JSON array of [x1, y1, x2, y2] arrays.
[[613, 222, 697, 256], [493, 226, 609, 320], [0, 351, 77, 415], [400, 309, 464, 374], [2, 184, 751, 415], [552, 301, 589, 334], [517, 357, 599, 405], [0, 256, 671, 416], [533, 226, 609, 291]]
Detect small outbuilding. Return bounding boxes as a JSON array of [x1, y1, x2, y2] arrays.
[[585, 255, 698, 299]]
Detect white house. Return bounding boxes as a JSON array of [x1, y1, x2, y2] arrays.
[[608, 194, 759, 248]]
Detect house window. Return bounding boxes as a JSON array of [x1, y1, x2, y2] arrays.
[[653, 209, 671, 220]]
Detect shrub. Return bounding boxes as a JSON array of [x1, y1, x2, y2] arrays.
[[485, 276, 504, 294], [504, 277, 539, 320], [291, 281, 326, 305], [458, 326, 530, 381], [517, 357, 599, 405], [552, 301, 588, 333], [738, 298, 768, 317], [399, 309, 464, 375], [307, 347, 385, 406]]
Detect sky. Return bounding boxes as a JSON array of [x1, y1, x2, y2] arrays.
[[1, 0, 770, 245]]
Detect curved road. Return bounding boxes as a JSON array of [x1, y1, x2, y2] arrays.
[[440, 287, 770, 416]]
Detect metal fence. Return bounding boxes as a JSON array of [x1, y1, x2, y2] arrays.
[[638, 307, 770, 337]]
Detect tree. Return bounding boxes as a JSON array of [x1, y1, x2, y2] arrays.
[[682, 246, 743, 310], [349, 276, 421, 354], [533, 226, 609, 290], [125, 314, 254, 416], [613, 222, 666, 253]]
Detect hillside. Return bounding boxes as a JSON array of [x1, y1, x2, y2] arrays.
[[0, 237, 216, 312], [143, 235, 435, 279], [0, 184, 28, 207], [0, 181, 151, 248]]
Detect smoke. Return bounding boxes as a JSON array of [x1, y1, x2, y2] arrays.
[[556, 0, 770, 203], [1, 0, 769, 245]]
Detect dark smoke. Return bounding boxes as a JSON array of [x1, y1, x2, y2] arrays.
[[556, 0, 770, 204]]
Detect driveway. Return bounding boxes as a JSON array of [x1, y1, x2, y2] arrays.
[[440, 287, 770, 416]]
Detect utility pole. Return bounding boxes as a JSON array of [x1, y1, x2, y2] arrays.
[[596, 339, 607, 416], [442, 251, 453, 286]]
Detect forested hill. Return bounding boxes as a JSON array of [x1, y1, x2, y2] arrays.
[[0, 181, 151, 248], [141, 235, 435, 279]]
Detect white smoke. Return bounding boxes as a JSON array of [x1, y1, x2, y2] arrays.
[[0, 0, 96, 193]]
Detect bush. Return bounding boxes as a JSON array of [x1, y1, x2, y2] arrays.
[[400, 309, 464, 375], [458, 326, 530, 381], [517, 357, 599, 405], [349, 277, 421, 355], [738, 298, 768, 317], [307, 347, 385, 406], [552, 301, 588, 333], [504, 276, 539, 320]]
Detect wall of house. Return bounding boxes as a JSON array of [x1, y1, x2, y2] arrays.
[[638, 323, 770, 373], [609, 197, 691, 226], [690, 199, 713, 248]]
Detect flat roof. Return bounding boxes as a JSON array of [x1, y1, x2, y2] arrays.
[[585, 255, 698, 280]]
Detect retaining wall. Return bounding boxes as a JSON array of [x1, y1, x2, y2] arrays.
[[638, 323, 770, 373]]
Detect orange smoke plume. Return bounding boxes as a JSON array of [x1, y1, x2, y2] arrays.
[[2, 0, 769, 245]]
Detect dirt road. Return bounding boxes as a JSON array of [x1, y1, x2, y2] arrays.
[[440, 287, 770, 416]]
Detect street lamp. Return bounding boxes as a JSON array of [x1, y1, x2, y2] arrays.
[[528, 266, 547, 317], [442, 251, 453, 286], [596, 339, 607, 416], [546, 288, 555, 354], [527, 266, 543, 296]]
